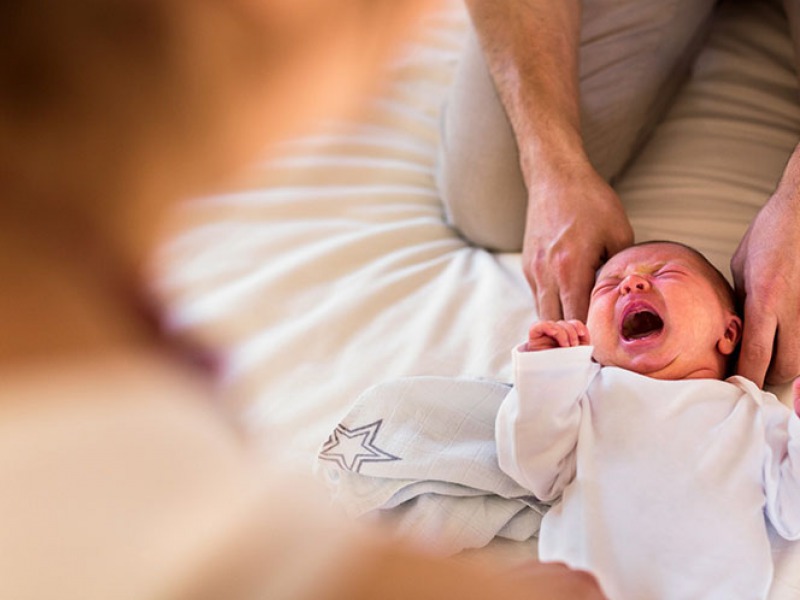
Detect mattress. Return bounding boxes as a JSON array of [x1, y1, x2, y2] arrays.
[[153, 0, 800, 596]]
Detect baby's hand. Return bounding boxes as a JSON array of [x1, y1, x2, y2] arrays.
[[793, 378, 800, 417], [526, 320, 591, 352]]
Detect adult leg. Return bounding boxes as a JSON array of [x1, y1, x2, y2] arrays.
[[437, 0, 718, 252], [616, 0, 800, 278], [786, 0, 800, 62], [436, 27, 527, 251]]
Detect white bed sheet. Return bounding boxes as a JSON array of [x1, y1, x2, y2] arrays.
[[154, 0, 800, 596], [155, 2, 531, 465]]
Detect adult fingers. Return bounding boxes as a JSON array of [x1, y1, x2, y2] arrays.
[[525, 260, 562, 321], [536, 264, 594, 323], [736, 302, 777, 388], [767, 322, 800, 385], [535, 279, 564, 321], [560, 275, 592, 322]]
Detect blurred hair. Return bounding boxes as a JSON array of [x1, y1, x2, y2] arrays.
[[0, 0, 432, 211], [0, 1, 274, 203]]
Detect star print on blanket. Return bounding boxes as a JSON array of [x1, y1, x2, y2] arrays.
[[318, 420, 401, 473], [315, 377, 547, 555]]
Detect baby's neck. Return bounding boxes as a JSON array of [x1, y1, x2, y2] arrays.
[[626, 363, 724, 382]]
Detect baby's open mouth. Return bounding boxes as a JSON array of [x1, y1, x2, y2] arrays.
[[621, 309, 664, 341]]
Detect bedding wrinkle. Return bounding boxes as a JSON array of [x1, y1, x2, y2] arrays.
[[220, 236, 531, 456], [268, 131, 434, 160]]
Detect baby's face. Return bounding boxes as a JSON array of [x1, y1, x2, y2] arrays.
[[586, 243, 740, 380]]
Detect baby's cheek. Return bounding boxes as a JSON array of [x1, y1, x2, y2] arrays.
[[589, 338, 611, 365], [584, 312, 602, 343]]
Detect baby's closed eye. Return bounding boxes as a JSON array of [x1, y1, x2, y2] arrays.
[[591, 279, 619, 296]]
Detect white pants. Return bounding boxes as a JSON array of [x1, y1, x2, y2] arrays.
[[437, 0, 800, 275]]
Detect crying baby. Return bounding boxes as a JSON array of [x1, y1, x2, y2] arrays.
[[497, 240, 800, 599], [524, 240, 742, 381]]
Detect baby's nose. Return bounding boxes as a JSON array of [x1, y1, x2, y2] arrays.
[[621, 274, 650, 295]]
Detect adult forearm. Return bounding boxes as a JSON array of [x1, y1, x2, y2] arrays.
[[464, 0, 586, 184]]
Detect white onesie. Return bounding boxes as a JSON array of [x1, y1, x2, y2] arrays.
[[495, 345, 800, 600]]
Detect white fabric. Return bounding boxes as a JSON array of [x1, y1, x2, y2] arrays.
[[315, 376, 546, 555], [153, 2, 531, 470], [152, 0, 800, 596], [496, 345, 800, 600]]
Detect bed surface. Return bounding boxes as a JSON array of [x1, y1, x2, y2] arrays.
[[154, 0, 800, 596]]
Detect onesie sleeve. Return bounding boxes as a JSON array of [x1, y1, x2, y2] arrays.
[[495, 344, 598, 502], [762, 396, 800, 540]]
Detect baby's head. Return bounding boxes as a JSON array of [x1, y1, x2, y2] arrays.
[[586, 241, 741, 380]]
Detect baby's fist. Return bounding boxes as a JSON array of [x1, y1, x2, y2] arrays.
[[526, 320, 590, 352]]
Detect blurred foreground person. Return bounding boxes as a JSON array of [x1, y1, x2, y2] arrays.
[[0, 1, 604, 598]]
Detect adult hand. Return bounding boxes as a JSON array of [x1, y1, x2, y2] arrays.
[[731, 172, 800, 387], [523, 161, 633, 322]]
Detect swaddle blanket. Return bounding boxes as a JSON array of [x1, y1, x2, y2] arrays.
[[316, 376, 547, 555]]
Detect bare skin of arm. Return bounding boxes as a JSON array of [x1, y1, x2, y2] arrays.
[[464, 0, 633, 321]]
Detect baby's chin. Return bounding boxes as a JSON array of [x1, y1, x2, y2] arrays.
[[593, 350, 722, 381]]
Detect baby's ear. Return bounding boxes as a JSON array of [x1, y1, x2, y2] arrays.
[[717, 313, 743, 356]]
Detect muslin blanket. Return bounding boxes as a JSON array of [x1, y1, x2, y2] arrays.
[[316, 376, 548, 555]]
